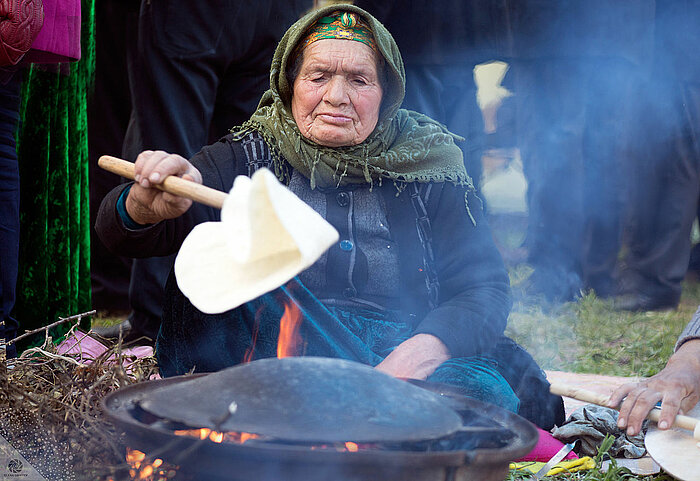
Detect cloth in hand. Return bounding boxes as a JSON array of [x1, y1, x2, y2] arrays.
[[552, 404, 647, 458]]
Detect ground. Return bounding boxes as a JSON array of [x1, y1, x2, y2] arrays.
[[504, 268, 700, 480]]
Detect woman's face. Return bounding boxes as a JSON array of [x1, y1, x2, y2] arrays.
[[291, 39, 383, 147]]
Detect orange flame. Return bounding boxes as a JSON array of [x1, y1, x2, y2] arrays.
[[125, 448, 165, 480], [277, 301, 302, 358], [345, 442, 359, 452], [240, 432, 259, 443], [173, 428, 259, 444]]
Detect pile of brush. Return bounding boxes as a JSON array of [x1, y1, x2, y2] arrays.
[[0, 317, 160, 481]]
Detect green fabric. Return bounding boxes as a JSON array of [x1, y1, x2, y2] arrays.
[[14, 0, 95, 350], [232, 3, 470, 190], [298, 12, 377, 52]]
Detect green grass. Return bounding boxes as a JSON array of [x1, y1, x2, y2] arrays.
[[507, 278, 698, 378], [505, 266, 700, 480]]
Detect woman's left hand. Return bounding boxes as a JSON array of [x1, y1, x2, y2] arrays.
[[608, 339, 700, 436], [375, 333, 450, 380]]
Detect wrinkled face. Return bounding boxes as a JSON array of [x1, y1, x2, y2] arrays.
[[291, 39, 383, 147]]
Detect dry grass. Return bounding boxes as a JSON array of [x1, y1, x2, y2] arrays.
[[0, 328, 159, 480]]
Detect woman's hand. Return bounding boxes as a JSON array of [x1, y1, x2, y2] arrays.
[[374, 333, 450, 380], [608, 339, 700, 436], [125, 150, 203, 225]]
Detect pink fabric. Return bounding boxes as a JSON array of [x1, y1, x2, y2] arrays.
[[0, 0, 44, 66], [25, 0, 79, 62], [57, 330, 155, 373], [517, 428, 579, 463]]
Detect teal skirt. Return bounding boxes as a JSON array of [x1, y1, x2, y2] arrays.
[[157, 275, 520, 414]]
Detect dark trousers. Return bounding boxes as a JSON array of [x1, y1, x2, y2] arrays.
[[122, 0, 309, 338], [622, 76, 700, 302], [402, 64, 484, 189], [88, 0, 138, 312], [512, 59, 632, 298], [0, 73, 23, 358]]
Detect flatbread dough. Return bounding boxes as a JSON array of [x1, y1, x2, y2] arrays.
[[174, 168, 339, 313], [645, 405, 700, 481]]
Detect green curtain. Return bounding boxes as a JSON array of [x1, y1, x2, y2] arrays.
[[14, 0, 95, 350]]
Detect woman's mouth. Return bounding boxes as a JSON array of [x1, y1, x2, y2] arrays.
[[316, 113, 353, 125]]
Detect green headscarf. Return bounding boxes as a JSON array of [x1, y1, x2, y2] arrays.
[[232, 4, 471, 190]]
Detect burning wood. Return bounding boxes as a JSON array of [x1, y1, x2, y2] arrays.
[[122, 449, 174, 481]]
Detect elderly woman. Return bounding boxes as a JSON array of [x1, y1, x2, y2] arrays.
[[97, 5, 562, 429]]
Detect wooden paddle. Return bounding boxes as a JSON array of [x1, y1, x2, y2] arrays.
[[551, 381, 700, 480], [549, 381, 700, 440], [98, 155, 227, 209]]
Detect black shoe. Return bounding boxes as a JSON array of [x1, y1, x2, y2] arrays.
[[90, 319, 132, 339], [90, 320, 154, 346], [522, 267, 582, 304], [612, 293, 678, 312]]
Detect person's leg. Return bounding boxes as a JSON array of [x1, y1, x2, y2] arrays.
[[621, 78, 700, 308], [486, 336, 565, 430], [0, 72, 23, 358], [580, 60, 632, 297], [88, 0, 137, 313], [428, 357, 520, 414], [513, 59, 587, 302]]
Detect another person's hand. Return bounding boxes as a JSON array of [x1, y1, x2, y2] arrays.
[[608, 339, 700, 436], [374, 333, 450, 380], [125, 150, 203, 225]]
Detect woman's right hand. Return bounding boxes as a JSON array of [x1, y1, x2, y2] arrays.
[[125, 150, 203, 225]]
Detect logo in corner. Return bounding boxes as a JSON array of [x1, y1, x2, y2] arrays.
[[6, 460, 22, 474]]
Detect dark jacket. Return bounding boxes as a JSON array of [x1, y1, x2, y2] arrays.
[[355, 0, 510, 65], [505, 0, 655, 67], [96, 133, 512, 360], [655, 0, 700, 81]]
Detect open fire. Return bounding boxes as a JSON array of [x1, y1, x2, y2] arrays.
[[105, 303, 537, 481], [277, 301, 303, 358], [121, 301, 306, 479]]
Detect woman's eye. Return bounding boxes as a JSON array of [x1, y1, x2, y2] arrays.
[[353, 78, 368, 86]]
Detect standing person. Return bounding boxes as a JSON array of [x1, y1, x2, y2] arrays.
[[354, 0, 510, 192], [118, 0, 311, 342], [614, 0, 700, 311], [15, 0, 93, 350], [505, 0, 655, 303]]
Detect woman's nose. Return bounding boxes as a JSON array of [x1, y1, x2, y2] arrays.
[[323, 76, 349, 105]]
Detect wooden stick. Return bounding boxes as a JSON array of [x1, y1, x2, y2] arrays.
[[98, 155, 227, 209], [550, 381, 700, 439], [7, 310, 97, 345]]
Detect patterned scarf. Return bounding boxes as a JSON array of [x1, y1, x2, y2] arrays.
[[232, 4, 471, 190]]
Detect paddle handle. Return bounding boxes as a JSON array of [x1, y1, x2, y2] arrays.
[[98, 155, 227, 209], [550, 381, 700, 438]]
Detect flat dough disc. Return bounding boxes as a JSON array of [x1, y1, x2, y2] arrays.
[[645, 405, 700, 481]]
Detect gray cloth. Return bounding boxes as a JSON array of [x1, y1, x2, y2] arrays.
[[552, 405, 647, 459], [676, 307, 700, 351]]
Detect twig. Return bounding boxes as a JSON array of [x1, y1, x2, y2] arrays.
[[7, 310, 96, 345], [19, 346, 88, 367]]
